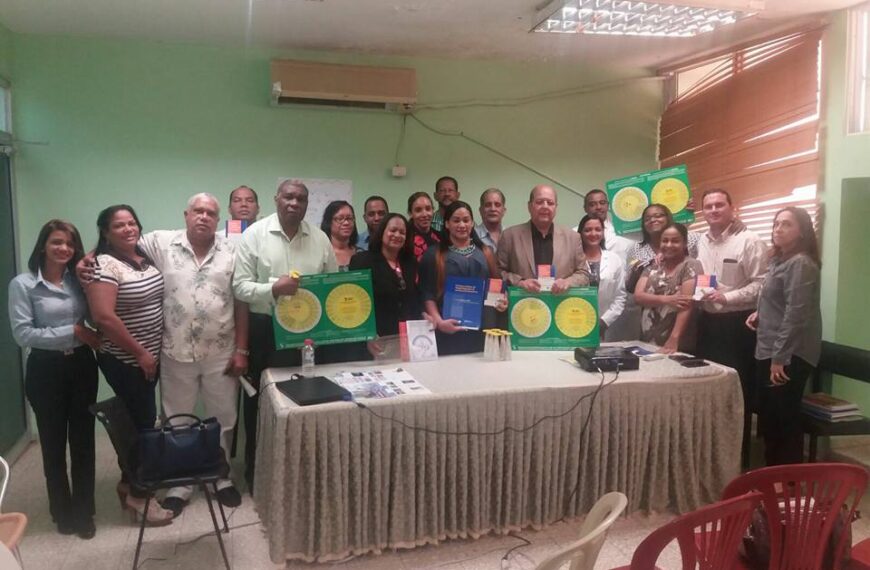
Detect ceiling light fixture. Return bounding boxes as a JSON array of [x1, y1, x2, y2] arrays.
[[533, 0, 754, 38]]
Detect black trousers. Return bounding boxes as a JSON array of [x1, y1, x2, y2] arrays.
[[25, 346, 98, 526], [243, 313, 365, 491], [696, 309, 757, 466], [756, 356, 814, 466], [97, 351, 158, 498]]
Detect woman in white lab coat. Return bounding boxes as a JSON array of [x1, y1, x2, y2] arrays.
[[577, 215, 626, 341]]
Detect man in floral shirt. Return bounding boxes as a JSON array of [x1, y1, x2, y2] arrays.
[[137, 193, 249, 517]]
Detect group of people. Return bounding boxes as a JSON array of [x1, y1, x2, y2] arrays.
[[8, 176, 821, 540]]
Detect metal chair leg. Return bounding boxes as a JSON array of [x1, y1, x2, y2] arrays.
[[132, 495, 150, 570], [202, 485, 231, 570], [212, 482, 229, 532], [230, 389, 241, 459]]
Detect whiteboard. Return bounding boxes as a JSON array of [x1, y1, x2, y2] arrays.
[[277, 177, 353, 229]]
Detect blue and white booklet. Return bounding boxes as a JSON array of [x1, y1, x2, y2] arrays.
[[442, 276, 486, 330]]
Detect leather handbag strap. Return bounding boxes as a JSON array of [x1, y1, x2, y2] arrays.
[[161, 414, 202, 429]]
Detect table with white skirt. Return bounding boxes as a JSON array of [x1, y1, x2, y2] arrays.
[[254, 346, 743, 563]]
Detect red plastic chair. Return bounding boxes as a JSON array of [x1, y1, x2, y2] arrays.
[[721, 463, 868, 570], [848, 538, 870, 570], [611, 492, 763, 570]]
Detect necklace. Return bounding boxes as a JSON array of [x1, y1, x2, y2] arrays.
[[449, 243, 476, 256]]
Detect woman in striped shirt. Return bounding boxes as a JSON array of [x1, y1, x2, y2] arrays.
[[86, 205, 172, 526]]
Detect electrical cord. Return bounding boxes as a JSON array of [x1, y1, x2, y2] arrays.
[[135, 505, 260, 569], [413, 76, 664, 111], [558, 365, 621, 523], [354, 366, 613, 437], [499, 532, 532, 568], [394, 113, 407, 165], [408, 113, 582, 198]]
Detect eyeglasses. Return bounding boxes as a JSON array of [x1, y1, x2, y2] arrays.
[[332, 216, 355, 224]]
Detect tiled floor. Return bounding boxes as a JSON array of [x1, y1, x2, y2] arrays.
[[5, 433, 870, 570]]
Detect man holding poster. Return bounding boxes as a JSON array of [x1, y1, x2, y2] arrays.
[[497, 185, 590, 293], [232, 179, 338, 491]]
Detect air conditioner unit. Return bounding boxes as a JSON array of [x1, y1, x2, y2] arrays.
[[270, 59, 417, 112]]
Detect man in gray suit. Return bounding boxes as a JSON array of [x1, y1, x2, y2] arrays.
[[497, 185, 590, 293]]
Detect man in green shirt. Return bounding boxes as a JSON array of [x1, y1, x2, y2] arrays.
[[232, 179, 338, 491]]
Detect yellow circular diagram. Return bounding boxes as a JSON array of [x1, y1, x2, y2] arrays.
[[650, 178, 690, 214], [611, 187, 648, 222], [510, 298, 551, 338], [554, 297, 597, 338], [275, 289, 321, 333], [325, 283, 372, 329]]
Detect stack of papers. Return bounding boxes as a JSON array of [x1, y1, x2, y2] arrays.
[[333, 368, 431, 400], [802, 393, 863, 423]]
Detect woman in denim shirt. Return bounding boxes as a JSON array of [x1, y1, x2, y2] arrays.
[[746, 207, 822, 465], [8, 220, 101, 538]]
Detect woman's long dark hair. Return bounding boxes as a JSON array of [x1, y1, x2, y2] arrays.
[[434, 201, 498, 296], [772, 206, 821, 267], [369, 213, 414, 262], [577, 215, 607, 251], [639, 203, 674, 245], [28, 219, 85, 274], [95, 205, 150, 265], [320, 200, 359, 247]]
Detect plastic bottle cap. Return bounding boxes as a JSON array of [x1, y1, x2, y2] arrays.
[[304, 339, 314, 346]]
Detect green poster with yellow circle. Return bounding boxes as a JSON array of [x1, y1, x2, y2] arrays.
[[508, 287, 600, 350], [273, 269, 376, 349], [605, 164, 695, 235]]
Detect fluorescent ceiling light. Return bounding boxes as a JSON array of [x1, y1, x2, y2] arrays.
[[533, 0, 754, 38]]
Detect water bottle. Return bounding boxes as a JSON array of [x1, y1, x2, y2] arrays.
[[301, 338, 315, 375]]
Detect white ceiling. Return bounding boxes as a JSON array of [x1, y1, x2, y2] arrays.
[[0, 0, 862, 68]]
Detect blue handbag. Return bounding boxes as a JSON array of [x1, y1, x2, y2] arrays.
[[137, 414, 222, 480]]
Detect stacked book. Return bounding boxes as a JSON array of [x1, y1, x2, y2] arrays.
[[802, 393, 863, 423]]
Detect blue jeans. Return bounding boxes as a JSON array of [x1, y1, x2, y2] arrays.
[[97, 352, 158, 497], [97, 352, 158, 430]]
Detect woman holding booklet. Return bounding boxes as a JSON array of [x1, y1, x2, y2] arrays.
[[633, 222, 702, 354], [418, 201, 502, 356], [746, 206, 822, 465]]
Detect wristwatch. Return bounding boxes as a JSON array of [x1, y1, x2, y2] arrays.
[[235, 348, 250, 356]]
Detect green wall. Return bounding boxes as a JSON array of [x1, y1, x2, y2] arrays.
[[9, 34, 661, 261], [0, 22, 12, 79], [822, 10, 870, 409]]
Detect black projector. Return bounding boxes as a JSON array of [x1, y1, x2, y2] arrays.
[[574, 347, 640, 372]]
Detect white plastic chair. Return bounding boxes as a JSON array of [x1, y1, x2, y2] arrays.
[[0, 541, 22, 570], [0, 455, 9, 508], [536, 491, 628, 570], [0, 455, 27, 568]]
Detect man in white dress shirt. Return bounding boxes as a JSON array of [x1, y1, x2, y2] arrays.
[[696, 187, 767, 468]]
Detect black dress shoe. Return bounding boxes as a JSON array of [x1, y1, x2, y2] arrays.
[[56, 520, 76, 535], [215, 486, 242, 508], [76, 518, 96, 540], [160, 496, 188, 518]]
